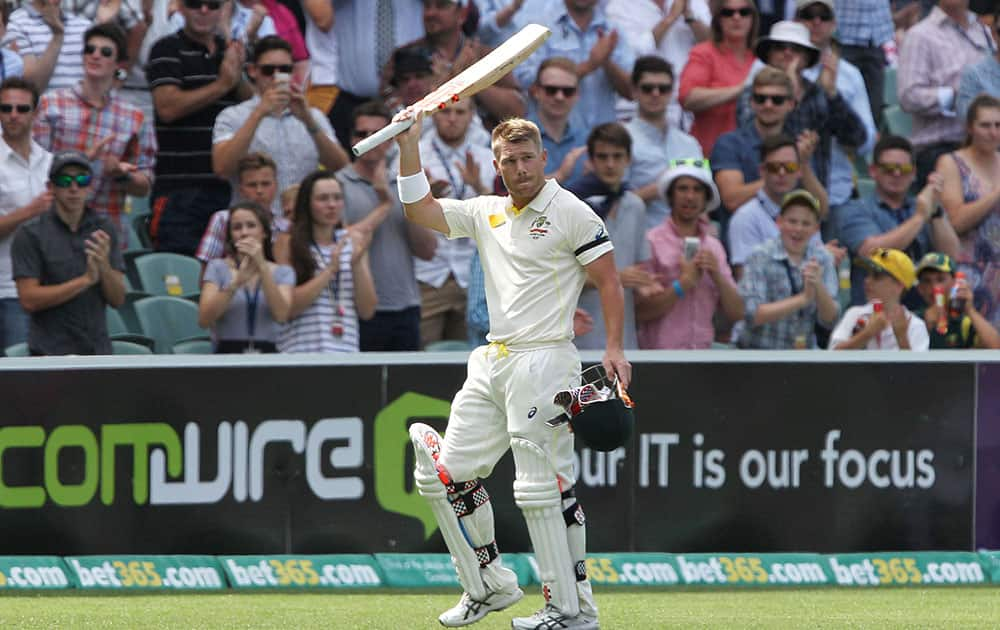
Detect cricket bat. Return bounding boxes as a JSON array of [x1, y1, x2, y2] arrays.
[[351, 23, 551, 157]]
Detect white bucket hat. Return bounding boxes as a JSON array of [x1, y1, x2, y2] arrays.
[[657, 159, 720, 213], [754, 21, 820, 67]]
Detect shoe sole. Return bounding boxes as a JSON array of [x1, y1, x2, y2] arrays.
[[439, 588, 525, 627]]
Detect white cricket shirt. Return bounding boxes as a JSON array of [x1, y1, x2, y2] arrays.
[[441, 179, 613, 347]]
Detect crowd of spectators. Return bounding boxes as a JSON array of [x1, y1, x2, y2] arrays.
[[1, 0, 998, 356]]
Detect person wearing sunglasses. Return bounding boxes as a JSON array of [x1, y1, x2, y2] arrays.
[[635, 159, 744, 349], [527, 56, 588, 184], [624, 55, 704, 229], [337, 100, 436, 352], [10, 150, 126, 355], [514, 0, 637, 130], [728, 133, 828, 279], [213, 35, 347, 223], [677, 0, 759, 154], [736, 21, 867, 202], [2, 0, 92, 93], [147, 0, 252, 257], [839, 134, 959, 307], [792, 0, 877, 216], [829, 247, 929, 350], [0, 78, 51, 351], [33, 23, 155, 249]]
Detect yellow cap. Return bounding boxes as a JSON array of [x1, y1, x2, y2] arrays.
[[855, 248, 916, 288]]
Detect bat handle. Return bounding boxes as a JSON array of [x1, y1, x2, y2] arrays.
[[351, 119, 414, 156]]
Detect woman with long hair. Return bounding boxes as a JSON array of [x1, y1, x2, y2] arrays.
[[198, 201, 294, 353], [278, 171, 377, 352], [936, 94, 1000, 328], [678, 0, 759, 154]]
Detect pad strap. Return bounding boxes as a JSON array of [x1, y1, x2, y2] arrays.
[[449, 479, 491, 519], [474, 541, 499, 567], [563, 502, 586, 527], [575, 560, 587, 582]]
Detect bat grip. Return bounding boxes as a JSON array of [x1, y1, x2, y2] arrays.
[[351, 118, 414, 156]]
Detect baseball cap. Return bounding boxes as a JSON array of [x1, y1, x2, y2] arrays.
[[855, 248, 916, 288], [391, 45, 433, 83], [794, 0, 834, 14], [780, 189, 822, 220], [916, 252, 955, 276], [48, 150, 92, 179]]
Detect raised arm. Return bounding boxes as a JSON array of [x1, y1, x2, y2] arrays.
[[393, 108, 451, 235]]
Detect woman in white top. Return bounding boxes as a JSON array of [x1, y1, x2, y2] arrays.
[[278, 171, 377, 352], [198, 202, 294, 353]]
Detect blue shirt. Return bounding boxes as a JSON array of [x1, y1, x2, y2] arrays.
[[515, 5, 636, 129], [838, 194, 931, 305], [729, 190, 823, 266], [738, 235, 839, 349], [711, 122, 763, 211], [527, 110, 588, 181], [473, 0, 557, 47], [834, 0, 895, 47], [958, 55, 1000, 122], [625, 117, 704, 229]]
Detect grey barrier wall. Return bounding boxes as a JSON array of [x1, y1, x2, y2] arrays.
[[0, 351, 995, 555]]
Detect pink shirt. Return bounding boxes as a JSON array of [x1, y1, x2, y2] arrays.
[[638, 217, 735, 349], [263, 0, 309, 61], [678, 41, 755, 155]]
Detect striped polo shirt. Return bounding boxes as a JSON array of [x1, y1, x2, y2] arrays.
[[146, 30, 240, 193], [2, 5, 90, 92]]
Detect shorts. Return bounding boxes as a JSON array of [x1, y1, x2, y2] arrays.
[[437, 341, 581, 486]]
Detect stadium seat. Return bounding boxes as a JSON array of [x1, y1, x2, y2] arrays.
[[134, 252, 202, 301], [172, 338, 213, 354], [131, 211, 153, 250], [856, 178, 876, 200], [424, 340, 471, 351], [883, 105, 912, 137], [4, 342, 28, 357], [133, 296, 209, 354], [112, 340, 154, 355], [883, 67, 898, 108], [107, 306, 154, 350]]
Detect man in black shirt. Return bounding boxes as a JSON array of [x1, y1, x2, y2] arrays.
[[147, 0, 251, 256], [12, 150, 125, 355]]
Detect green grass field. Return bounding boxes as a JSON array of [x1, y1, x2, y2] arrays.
[[0, 588, 998, 629]]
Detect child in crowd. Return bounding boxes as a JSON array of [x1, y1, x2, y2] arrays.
[[913, 253, 1000, 349]]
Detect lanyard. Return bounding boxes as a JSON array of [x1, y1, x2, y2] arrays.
[[431, 140, 467, 199], [311, 238, 346, 335], [311, 240, 339, 302], [243, 283, 261, 347], [949, 18, 996, 54]]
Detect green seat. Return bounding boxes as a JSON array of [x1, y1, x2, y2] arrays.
[[883, 66, 897, 108], [4, 342, 29, 357], [424, 340, 470, 352], [134, 252, 202, 300], [882, 105, 912, 137], [172, 338, 214, 354], [856, 178, 876, 200], [112, 340, 154, 355], [133, 295, 209, 354]]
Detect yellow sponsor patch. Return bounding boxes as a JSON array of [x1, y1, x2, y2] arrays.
[[488, 214, 506, 228]]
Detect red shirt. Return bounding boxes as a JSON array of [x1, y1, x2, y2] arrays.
[[679, 41, 755, 155]]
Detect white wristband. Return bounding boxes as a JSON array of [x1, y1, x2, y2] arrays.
[[397, 171, 431, 204]]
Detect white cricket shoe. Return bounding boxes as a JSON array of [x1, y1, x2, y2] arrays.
[[510, 605, 599, 630], [438, 587, 524, 627]]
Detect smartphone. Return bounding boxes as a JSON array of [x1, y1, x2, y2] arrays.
[[274, 72, 291, 89], [683, 237, 699, 261]]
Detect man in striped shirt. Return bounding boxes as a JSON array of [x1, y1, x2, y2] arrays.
[[2, 0, 92, 93], [147, 0, 251, 256]]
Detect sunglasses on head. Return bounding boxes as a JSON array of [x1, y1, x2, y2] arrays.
[[52, 173, 93, 188], [84, 44, 115, 58], [0, 103, 32, 113], [639, 82, 673, 95], [258, 64, 294, 76], [669, 157, 711, 171], [752, 93, 789, 105], [876, 162, 914, 175], [798, 8, 833, 21], [183, 0, 223, 10], [764, 161, 800, 174], [539, 84, 577, 97], [719, 7, 753, 17]]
